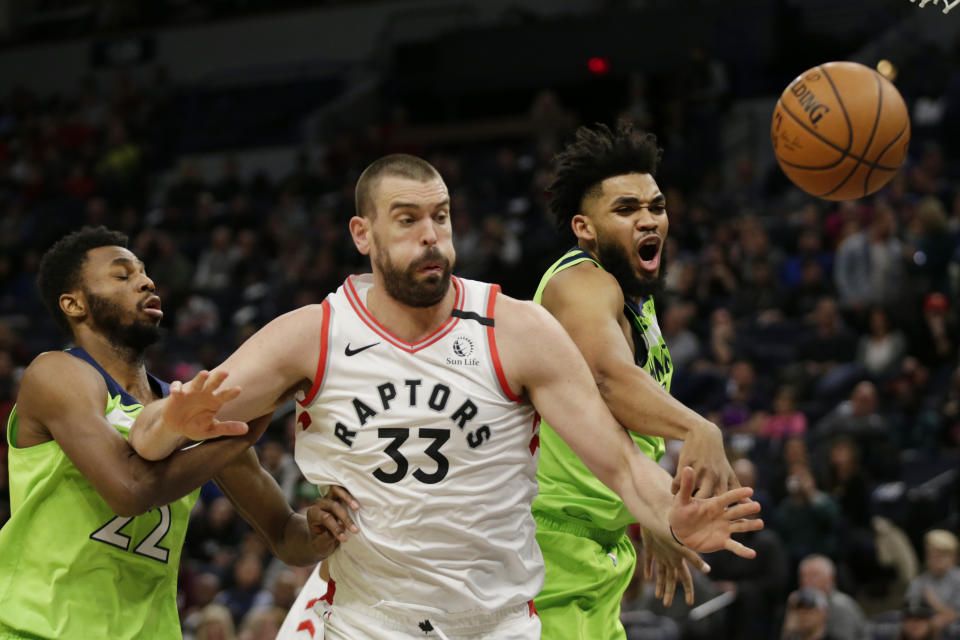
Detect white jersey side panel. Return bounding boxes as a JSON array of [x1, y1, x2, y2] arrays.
[[295, 274, 542, 614]]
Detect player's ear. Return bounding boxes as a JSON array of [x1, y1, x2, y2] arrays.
[[60, 290, 87, 321], [571, 214, 595, 242], [349, 215, 372, 255]]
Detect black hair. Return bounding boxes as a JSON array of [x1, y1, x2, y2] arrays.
[[548, 121, 662, 233], [37, 226, 129, 334]]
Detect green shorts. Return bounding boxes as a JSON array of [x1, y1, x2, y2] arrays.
[[533, 511, 636, 640]]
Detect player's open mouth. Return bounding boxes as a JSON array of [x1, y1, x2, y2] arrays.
[[142, 296, 163, 319], [637, 237, 661, 271]]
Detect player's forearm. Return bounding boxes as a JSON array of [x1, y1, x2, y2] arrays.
[[124, 436, 259, 515], [597, 362, 716, 441], [129, 399, 189, 461], [603, 447, 675, 541], [214, 451, 321, 567], [276, 513, 324, 566]]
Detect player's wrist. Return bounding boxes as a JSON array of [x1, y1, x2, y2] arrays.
[[669, 524, 685, 547]]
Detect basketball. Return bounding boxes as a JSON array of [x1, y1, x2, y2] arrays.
[[771, 61, 911, 201]]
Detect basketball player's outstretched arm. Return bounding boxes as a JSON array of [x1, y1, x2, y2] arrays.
[[494, 294, 762, 557], [541, 264, 737, 498], [131, 304, 324, 460], [15, 352, 270, 517]]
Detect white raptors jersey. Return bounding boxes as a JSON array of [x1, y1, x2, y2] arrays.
[[295, 274, 542, 615]]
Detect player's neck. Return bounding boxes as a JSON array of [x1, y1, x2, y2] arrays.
[[74, 327, 153, 401], [365, 281, 457, 344]]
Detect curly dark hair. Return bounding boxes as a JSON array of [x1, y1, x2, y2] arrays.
[[548, 122, 662, 233], [37, 226, 129, 334]]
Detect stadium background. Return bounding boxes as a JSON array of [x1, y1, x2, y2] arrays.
[[0, 1, 959, 638]]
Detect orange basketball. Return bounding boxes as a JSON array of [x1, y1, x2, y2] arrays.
[[771, 61, 911, 201]]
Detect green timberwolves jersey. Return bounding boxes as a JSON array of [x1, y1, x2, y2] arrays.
[[532, 248, 672, 531], [0, 348, 198, 639]]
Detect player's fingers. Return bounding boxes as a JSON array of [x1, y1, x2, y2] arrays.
[[170, 380, 183, 394], [725, 500, 761, 521], [677, 466, 695, 505], [325, 500, 358, 535], [211, 419, 248, 437], [698, 470, 715, 500], [212, 385, 242, 404], [187, 370, 210, 392], [203, 369, 230, 392], [663, 570, 677, 607], [643, 550, 654, 581], [680, 563, 695, 606], [717, 486, 753, 507], [730, 518, 764, 533], [679, 546, 709, 574], [724, 538, 758, 559], [329, 485, 361, 511], [670, 472, 682, 496], [655, 564, 665, 600]]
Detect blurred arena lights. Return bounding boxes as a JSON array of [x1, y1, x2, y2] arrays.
[[587, 56, 611, 75], [876, 59, 898, 81]]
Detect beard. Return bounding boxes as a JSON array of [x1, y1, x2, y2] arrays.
[[595, 234, 667, 301], [374, 244, 453, 308], [85, 290, 163, 356]]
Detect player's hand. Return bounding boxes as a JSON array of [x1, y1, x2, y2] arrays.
[[668, 466, 763, 558], [671, 422, 738, 499], [307, 486, 361, 558], [640, 526, 709, 607], [162, 370, 247, 441]]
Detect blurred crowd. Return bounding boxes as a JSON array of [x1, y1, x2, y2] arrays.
[[0, 37, 960, 640]]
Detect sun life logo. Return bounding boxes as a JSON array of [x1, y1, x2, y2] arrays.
[[452, 336, 474, 358]]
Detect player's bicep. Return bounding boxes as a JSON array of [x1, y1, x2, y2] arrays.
[[18, 355, 138, 501], [214, 305, 324, 422], [542, 269, 635, 376]]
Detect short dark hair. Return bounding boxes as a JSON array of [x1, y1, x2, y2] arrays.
[[548, 121, 662, 232], [354, 154, 440, 218], [37, 226, 129, 333]]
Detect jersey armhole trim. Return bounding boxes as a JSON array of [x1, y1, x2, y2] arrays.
[[298, 299, 332, 408], [485, 285, 522, 403]]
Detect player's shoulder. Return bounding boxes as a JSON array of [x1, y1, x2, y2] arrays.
[[23, 350, 101, 385], [542, 260, 625, 310], [490, 293, 557, 332], [261, 303, 328, 332], [18, 351, 106, 408]]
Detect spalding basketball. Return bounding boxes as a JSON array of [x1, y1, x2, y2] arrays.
[[771, 61, 910, 201]]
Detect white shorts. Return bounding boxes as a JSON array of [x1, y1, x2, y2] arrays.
[[276, 564, 329, 640], [321, 580, 542, 640]]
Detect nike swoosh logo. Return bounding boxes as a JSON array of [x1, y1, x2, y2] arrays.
[[345, 342, 380, 356]]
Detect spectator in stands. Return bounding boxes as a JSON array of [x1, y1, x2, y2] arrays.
[[815, 381, 897, 481], [214, 552, 268, 626], [192, 603, 236, 640], [773, 462, 841, 565], [707, 484, 789, 640], [760, 385, 808, 439], [856, 306, 907, 381], [797, 296, 859, 404], [781, 587, 837, 640], [898, 597, 942, 640], [906, 529, 960, 633], [798, 554, 867, 640], [834, 202, 904, 316]]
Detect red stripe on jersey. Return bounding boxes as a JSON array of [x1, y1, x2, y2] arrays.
[[344, 276, 464, 353], [298, 299, 332, 407], [320, 579, 337, 605], [528, 600, 538, 617], [296, 620, 316, 637], [485, 285, 522, 402]]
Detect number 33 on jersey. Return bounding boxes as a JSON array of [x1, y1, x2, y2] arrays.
[[294, 274, 544, 613]]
